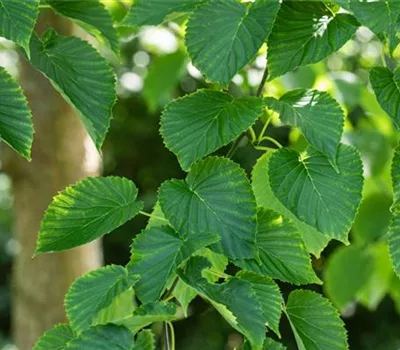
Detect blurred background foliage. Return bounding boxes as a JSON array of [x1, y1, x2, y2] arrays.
[[1, 0, 400, 349]]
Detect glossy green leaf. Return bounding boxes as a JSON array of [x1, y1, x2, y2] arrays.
[[178, 257, 266, 348], [29, 30, 116, 149], [0, 67, 33, 160], [161, 90, 264, 171], [129, 225, 219, 303], [324, 245, 374, 310], [0, 0, 39, 55], [186, 0, 280, 84], [65, 324, 134, 350], [134, 330, 155, 350], [265, 90, 344, 166], [235, 209, 320, 285], [267, 1, 358, 80], [65, 265, 138, 332], [269, 145, 363, 242], [370, 67, 400, 129], [252, 153, 330, 257], [285, 290, 348, 350], [236, 271, 283, 336], [33, 324, 74, 350], [36, 176, 142, 254], [159, 156, 258, 260], [48, 0, 119, 54]]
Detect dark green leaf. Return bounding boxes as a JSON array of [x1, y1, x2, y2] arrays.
[[36, 176, 142, 254], [389, 145, 400, 277], [33, 324, 74, 350], [134, 330, 155, 350], [186, 0, 280, 84], [159, 157, 258, 260], [161, 90, 264, 171]]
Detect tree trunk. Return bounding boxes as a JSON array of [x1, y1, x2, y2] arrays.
[[3, 12, 103, 350]]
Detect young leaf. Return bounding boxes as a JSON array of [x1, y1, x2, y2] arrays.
[[134, 330, 155, 350], [28, 31, 116, 150], [36, 176, 143, 254], [265, 90, 344, 167], [186, 0, 280, 84], [161, 90, 264, 171], [235, 209, 321, 285], [0, 67, 33, 160], [285, 290, 348, 350], [236, 271, 283, 336], [324, 245, 374, 310], [33, 324, 74, 350], [269, 145, 363, 243], [129, 225, 219, 303], [178, 257, 266, 348], [65, 265, 138, 332], [252, 153, 330, 257], [267, 1, 358, 80], [65, 324, 134, 350], [159, 157, 258, 260], [370, 67, 400, 129], [0, 0, 39, 55], [48, 0, 119, 55]]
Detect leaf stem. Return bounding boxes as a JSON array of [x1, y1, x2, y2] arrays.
[[256, 67, 269, 97], [164, 322, 171, 350], [168, 322, 176, 350], [39, 4, 52, 9], [259, 136, 283, 149], [257, 113, 272, 143], [138, 210, 169, 223]]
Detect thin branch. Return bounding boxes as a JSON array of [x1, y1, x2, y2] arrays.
[[256, 67, 269, 97]]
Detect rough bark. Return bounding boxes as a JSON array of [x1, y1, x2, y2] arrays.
[[3, 12, 103, 350]]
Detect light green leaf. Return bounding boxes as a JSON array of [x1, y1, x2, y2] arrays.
[[33, 324, 74, 350], [243, 338, 286, 350], [28, 30, 116, 149], [324, 245, 374, 310], [265, 90, 344, 166], [235, 209, 321, 285], [267, 1, 358, 80], [36, 176, 143, 254], [118, 302, 177, 334], [0, 0, 39, 55], [121, 0, 204, 26], [48, 0, 119, 55], [161, 90, 264, 171], [65, 265, 137, 332], [236, 271, 283, 336], [134, 330, 155, 350], [129, 225, 219, 303], [0, 67, 33, 160], [285, 290, 348, 350], [159, 156, 258, 260], [252, 153, 330, 257], [178, 257, 266, 348], [269, 145, 363, 242], [186, 0, 280, 84], [370, 67, 400, 129], [66, 324, 134, 350]]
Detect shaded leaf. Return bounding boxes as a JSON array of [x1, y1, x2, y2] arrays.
[[389, 145, 400, 277], [134, 330, 155, 350], [33, 324, 74, 350]]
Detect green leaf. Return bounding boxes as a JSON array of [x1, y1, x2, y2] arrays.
[[236, 271, 283, 336], [161, 90, 264, 171], [285, 290, 348, 350], [65, 265, 138, 332], [0, 0, 39, 55], [370, 67, 400, 129], [121, 0, 204, 27], [159, 156, 258, 260], [48, 0, 119, 55], [178, 257, 266, 348], [243, 338, 286, 350], [36, 176, 142, 254], [267, 1, 358, 80], [186, 0, 280, 84], [118, 302, 177, 334], [235, 209, 321, 285], [389, 145, 400, 277], [252, 153, 330, 257], [33, 324, 74, 350], [28, 30, 116, 150], [324, 245, 374, 310], [269, 145, 363, 243], [134, 330, 155, 350], [66, 324, 134, 350], [129, 225, 219, 303], [0, 67, 33, 160], [265, 90, 344, 166]]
